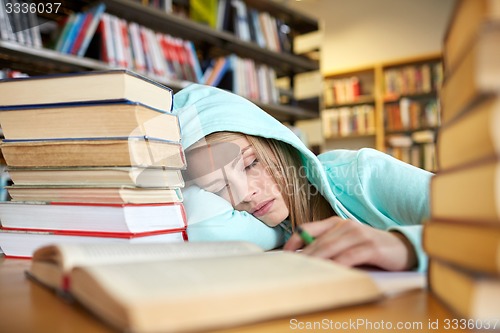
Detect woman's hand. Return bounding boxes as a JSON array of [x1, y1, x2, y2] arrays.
[[283, 217, 417, 271]]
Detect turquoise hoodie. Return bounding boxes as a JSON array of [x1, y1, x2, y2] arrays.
[[172, 84, 432, 272]]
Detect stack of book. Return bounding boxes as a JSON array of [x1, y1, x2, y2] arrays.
[[423, 0, 500, 321], [0, 70, 188, 258]]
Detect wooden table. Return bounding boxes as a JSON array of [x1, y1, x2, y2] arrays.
[[0, 258, 485, 333]]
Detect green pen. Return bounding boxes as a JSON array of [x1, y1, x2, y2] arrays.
[[296, 226, 315, 245]]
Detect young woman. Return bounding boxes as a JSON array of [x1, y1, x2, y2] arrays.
[[173, 84, 432, 272]]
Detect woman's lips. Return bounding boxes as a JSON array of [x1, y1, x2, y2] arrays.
[[252, 200, 274, 217]]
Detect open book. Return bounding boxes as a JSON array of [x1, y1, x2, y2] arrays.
[[28, 242, 382, 333]]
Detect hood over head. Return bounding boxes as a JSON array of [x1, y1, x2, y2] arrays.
[[172, 84, 353, 220]]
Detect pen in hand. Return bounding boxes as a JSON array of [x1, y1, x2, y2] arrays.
[[296, 226, 315, 245]]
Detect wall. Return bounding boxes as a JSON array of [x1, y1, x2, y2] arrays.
[[287, 0, 457, 149], [288, 0, 457, 73]]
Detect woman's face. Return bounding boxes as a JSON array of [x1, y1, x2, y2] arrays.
[[187, 137, 289, 227]]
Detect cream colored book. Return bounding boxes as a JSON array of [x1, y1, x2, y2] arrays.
[[6, 185, 183, 204], [27, 242, 382, 333], [0, 137, 185, 168], [7, 167, 185, 188], [0, 101, 180, 141], [429, 260, 500, 321], [0, 70, 173, 112]]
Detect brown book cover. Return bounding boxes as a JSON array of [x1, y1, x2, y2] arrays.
[[443, 0, 500, 72], [428, 259, 500, 321], [440, 25, 500, 125], [424, 220, 500, 274], [430, 157, 500, 222], [436, 95, 500, 170]]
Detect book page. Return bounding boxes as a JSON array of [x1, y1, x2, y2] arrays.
[[70, 252, 382, 333], [32, 241, 263, 273]]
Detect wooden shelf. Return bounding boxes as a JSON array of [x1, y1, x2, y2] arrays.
[[325, 95, 376, 108], [255, 102, 319, 122], [385, 127, 439, 135], [325, 133, 376, 140], [383, 92, 439, 103]]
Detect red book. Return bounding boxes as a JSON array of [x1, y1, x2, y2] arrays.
[[0, 227, 187, 258], [0, 201, 187, 235], [70, 12, 93, 55]]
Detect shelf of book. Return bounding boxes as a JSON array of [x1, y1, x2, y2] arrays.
[[0, 39, 196, 89], [321, 53, 442, 171], [382, 54, 442, 171], [102, 0, 319, 75], [0, 0, 320, 122]]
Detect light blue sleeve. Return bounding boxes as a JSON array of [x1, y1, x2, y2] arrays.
[[182, 185, 286, 250], [318, 148, 433, 271]]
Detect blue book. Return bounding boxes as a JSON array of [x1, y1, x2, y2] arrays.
[[77, 3, 107, 57], [185, 40, 203, 83], [61, 13, 85, 54], [55, 13, 76, 52]]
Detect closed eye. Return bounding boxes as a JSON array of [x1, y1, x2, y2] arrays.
[[245, 159, 258, 171]]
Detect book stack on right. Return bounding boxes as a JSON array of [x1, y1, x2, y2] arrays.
[[423, 0, 500, 322], [0, 70, 188, 258]]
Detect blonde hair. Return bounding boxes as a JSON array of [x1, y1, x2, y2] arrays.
[[204, 131, 334, 230]]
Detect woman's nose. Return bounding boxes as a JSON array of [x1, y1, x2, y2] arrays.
[[226, 170, 258, 205]]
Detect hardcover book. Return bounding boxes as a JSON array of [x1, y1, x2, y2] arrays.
[[424, 220, 500, 274], [436, 95, 500, 170], [444, 0, 500, 72], [6, 167, 185, 188], [0, 137, 186, 168], [0, 228, 187, 258], [0, 101, 181, 141], [26, 242, 382, 333], [6, 185, 183, 204], [440, 25, 500, 124], [0, 201, 187, 234], [430, 158, 500, 222], [428, 260, 500, 321], [0, 70, 173, 113]]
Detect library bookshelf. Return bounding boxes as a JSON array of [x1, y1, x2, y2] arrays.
[[322, 53, 442, 172], [0, 0, 320, 123]]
